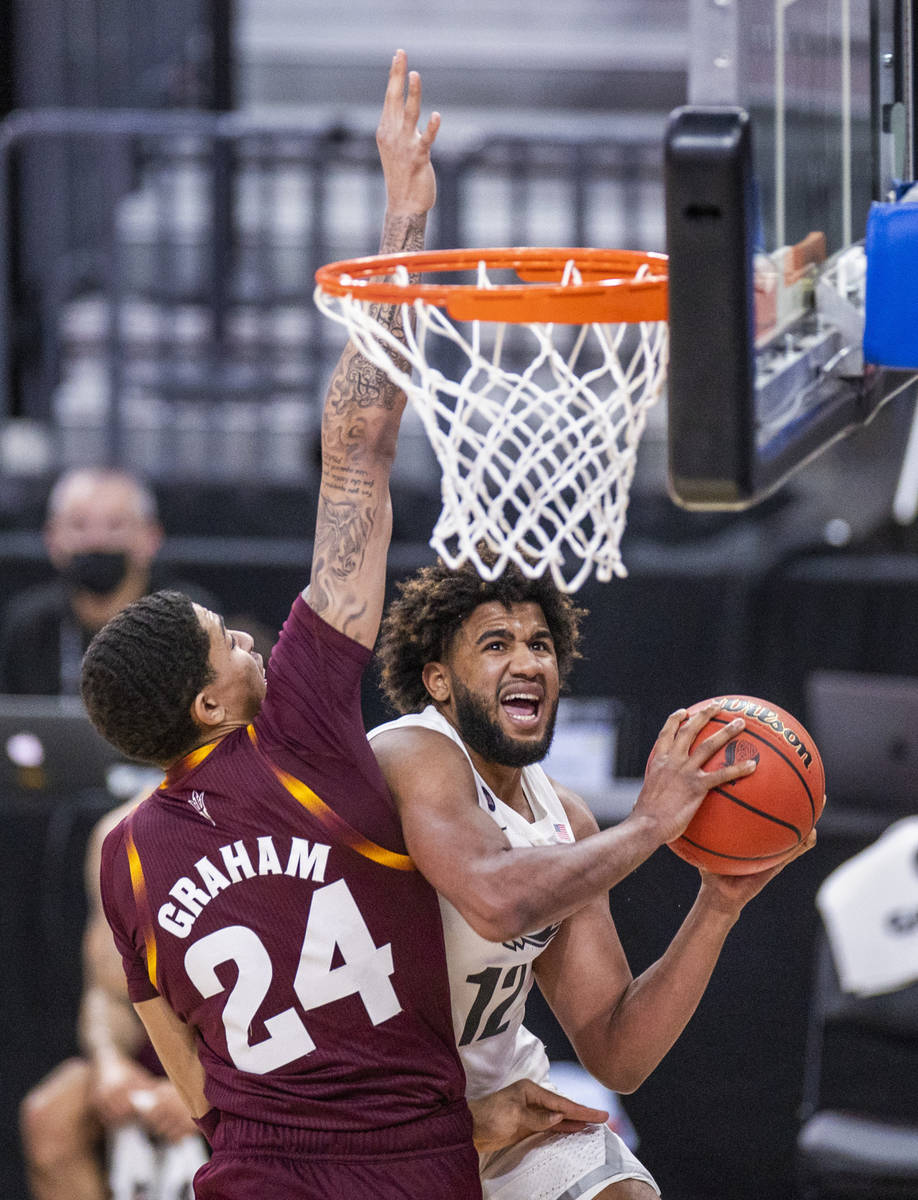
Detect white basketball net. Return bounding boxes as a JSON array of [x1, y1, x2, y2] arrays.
[[314, 259, 668, 592]]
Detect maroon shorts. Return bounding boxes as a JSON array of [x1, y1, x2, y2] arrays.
[[193, 1106, 481, 1199]]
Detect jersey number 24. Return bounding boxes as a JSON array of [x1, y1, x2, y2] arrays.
[[184, 878, 401, 1073]]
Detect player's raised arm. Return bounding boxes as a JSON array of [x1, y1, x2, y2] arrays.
[[307, 50, 441, 648]]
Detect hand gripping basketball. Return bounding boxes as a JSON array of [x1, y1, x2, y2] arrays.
[[655, 696, 827, 875]]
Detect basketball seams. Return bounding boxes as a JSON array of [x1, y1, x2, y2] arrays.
[[676, 832, 792, 865], [703, 783, 804, 837], [699, 714, 820, 825]]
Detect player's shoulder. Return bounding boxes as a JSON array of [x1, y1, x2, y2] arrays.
[[94, 790, 154, 861], [370, 715, 471, 783], [371, 718, 464, 757]]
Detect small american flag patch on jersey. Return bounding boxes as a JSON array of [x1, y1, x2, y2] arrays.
[[554, 823, 572, 842]]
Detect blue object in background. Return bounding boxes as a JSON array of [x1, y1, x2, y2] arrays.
[[863, 195, 918, 370]]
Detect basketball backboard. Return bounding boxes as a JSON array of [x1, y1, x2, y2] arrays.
[[665, 0, 918, 508]]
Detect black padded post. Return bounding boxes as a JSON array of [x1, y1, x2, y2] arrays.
[[664, 106, 758, 507]]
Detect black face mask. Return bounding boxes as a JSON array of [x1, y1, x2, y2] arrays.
[[62, 551, 130, 596]]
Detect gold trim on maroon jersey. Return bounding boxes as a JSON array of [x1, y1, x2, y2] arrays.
[[161, 739, 222, 789], [125, 822, 159, 991], [246, 725, 414, 872]]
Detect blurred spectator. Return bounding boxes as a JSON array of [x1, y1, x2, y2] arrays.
[[0, 467, 219, 694], [19, 794, 207, 1200]]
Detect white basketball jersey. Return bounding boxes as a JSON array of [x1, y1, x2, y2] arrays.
[[368, 705, 575, 1099]]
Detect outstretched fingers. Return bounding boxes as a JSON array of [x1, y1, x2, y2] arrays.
[[419, 108, 442, 149], [376, 50, 440, 218], [384, 49, 409, 111], [405, 69, 442, 146], [402, 65, 422, 127], [382, 52, 439, 138], [380, 51, 418, 140]]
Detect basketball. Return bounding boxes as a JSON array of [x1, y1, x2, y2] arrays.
[[663, 695, 826, 875]]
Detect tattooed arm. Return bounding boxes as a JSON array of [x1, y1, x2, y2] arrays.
[[306, 49, 441, 648]]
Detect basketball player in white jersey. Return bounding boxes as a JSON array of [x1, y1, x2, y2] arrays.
[[369, 552, 815, 1200]]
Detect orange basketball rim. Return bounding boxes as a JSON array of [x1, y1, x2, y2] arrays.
[[314, 247, 669, 325]]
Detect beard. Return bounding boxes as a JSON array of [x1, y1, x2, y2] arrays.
[[451, 677, 557, 767]]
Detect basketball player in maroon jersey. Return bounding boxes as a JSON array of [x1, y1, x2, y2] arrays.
[[80, 53, 604, 1200]]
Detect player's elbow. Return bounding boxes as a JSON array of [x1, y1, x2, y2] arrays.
[[321, 397, 403, 466], [457, 883, 533, 943], [366, 415, 401, 465], [444, 851, 551, 941], [357, 396, 405, 462], [580, 1049, 650, 1096], [600, 1066, 647, 1095]]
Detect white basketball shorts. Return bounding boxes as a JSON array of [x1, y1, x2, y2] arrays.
[[479, 1121, 660, 1200]]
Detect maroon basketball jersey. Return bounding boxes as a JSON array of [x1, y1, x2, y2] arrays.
[[100, 596, 467, 1141]]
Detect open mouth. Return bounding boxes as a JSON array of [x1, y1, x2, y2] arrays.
[[500, 690, 543, 728]]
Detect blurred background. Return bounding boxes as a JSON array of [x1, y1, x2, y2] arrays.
[[1, 2, 916, 1198]]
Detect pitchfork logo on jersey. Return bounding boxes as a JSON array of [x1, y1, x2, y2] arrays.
[[189, 789, 215, 825], [502, 922, 561, 952]]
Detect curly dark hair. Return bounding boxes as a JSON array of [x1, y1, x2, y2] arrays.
[[80, 590, 215, 766], [377, 552, 587, 714]]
